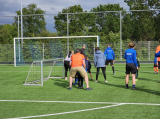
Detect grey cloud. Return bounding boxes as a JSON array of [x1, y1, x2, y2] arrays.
[[0, 0, 20, 16]]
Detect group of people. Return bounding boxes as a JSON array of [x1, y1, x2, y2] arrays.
[[63, 39, 160, 90], [64, 44, 116, 90]]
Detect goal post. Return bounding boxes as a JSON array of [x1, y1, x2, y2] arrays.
[[14, 36, 99, 67], [23, 58, 64, 86]]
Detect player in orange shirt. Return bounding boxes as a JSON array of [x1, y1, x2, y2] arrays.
[[69, 48, 92, 90], [156, 39, 160, 74]]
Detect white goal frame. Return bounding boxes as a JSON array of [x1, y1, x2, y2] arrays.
[[14, 36, 99, 67], [23, 58, 64, 86]]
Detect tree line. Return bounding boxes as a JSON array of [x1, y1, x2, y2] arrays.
[[0, 0, 160, 44]]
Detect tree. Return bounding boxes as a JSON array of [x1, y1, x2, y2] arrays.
[[155, 13, 160, 40], [14, 3, 46, 37], [0, 24, 17, 44], [124, 0, 159, 41], [91, 4, 124, 33], [90, 4, 124, 42], [122, 13, 133, 40], [54, 5, 88, 36]]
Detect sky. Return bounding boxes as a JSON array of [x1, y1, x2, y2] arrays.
[[0, 0, 129, 32]]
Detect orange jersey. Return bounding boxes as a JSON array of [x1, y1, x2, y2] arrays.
[[156, 45, 160, 61], [71, 53, 85, 67]]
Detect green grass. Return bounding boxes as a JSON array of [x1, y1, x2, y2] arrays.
[[0, 64, 160, 119]]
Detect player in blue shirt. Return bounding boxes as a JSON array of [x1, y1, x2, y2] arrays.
[[155, 51, 160, 57], [104, 44, 115, 75], [124, 43, 138, 90]]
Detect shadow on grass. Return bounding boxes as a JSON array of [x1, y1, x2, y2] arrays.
[[137, 77, 159, 82], [113, 74, 159, 82], [97, 81, 160, 96], [112, 76, 126, 80], [52, 79, 69, 89], [140, 72, 156, 74], [53, 79, 79, 89]]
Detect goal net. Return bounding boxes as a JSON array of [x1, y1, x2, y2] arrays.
[[14, 36, 99, 67], [23, 58, 64, 86]]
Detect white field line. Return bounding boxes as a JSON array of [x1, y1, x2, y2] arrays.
[[1, 100, 160, 105], [7, 104, 124, 119], [2, 100, 160, 119]]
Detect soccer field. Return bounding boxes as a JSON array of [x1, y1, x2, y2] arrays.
[[0, 64, 160, 119]]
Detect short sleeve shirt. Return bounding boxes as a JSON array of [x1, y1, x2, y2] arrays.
[[156, 45, 160, 61], [71, 53, 85, 67]]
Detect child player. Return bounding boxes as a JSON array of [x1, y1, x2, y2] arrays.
[[154, 56, 158, 74], [136, 53, 140, 81], [85, 56, 93, 81]]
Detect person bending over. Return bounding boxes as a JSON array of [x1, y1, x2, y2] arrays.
[[69, 48, 92, 90]]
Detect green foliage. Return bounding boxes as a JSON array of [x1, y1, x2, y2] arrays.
[[122, 13, 133, 40], [0, 24, 17, 44], [14, 3, 46, 37], [90, 4, 123, 35], [54, 5, 85, 36], [0, 44, 14, 61], [124, 0, 158, 41], [108, 31, 120, 42]]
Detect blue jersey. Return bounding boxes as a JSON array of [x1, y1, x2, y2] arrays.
[[154, 57, 157, 64], [155, 51, 160, 57], [85, 60, 89, 70], [104, 47, 115, 60], [124, 48, 138, 67]]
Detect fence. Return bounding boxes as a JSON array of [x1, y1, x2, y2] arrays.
[[0, 41, 158, 64]]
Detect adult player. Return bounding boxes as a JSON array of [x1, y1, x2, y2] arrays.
[[104, 44, 115, 75], [124, 43, 138, 90], [81, 44, 86, 56], [64, 50, 74, 80], [94, 47, 107, 83], [69, 48, 92, 90]]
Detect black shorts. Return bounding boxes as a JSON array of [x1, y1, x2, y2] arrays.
[[154, 63, 158, 67], [105, 60, 113, 66], [158, 61, 160, 69], [87, 69, 91, 73], [126, 63, 137, 74]]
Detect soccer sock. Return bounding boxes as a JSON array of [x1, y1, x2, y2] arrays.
[[157, 69, 159, 73], [133, 85, 135, 88], [154, 67, 156, 72], [112, 66, 115, 73], [126, 84, 128, 87], [75, 78, 78, 84]]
